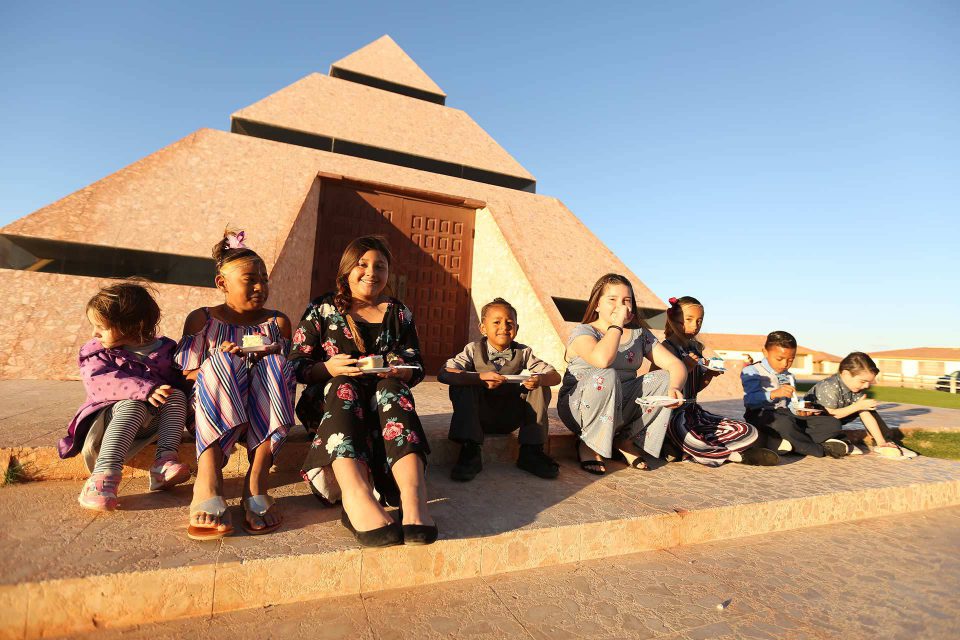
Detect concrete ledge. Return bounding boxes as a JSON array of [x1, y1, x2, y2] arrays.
[[3, 454, 959, 639]]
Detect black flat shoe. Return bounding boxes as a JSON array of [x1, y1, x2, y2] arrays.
[[576, 441, 606, 476], [402, 523, 439, 545], [340, 508, 403, 548], [740, 446, 780, 466]]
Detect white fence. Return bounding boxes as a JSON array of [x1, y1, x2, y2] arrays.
[[877, 373, 959, 393]]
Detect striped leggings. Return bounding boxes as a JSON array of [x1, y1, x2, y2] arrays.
[[92, 389, 187, 475]]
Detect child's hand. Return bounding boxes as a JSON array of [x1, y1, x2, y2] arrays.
[[771, 385, 795, 399], [609, 304, 629, 327], [522, 374, 540, 390], [219, 341, 242, 355], [479, 371, 506, 389], [666, 387, 685, 408], [148, 384, 174, 407], [325, 354, 361, 377], [855, 397, 879, 411]]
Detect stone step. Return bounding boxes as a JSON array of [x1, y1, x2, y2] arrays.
[[2, 452, 959, 639], [5, 379, 958, 483]]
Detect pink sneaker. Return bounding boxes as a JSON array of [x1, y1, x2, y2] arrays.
[[149, 454, 191, 491], [78, 473, 122, 511]]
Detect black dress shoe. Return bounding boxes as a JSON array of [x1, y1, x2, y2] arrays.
[[516, 443, 560, 479], [451, 442, 482, 481], [340, 508, 403, 548], [396, 509, 439, 545], [402, 523, 439, 545], [821, 439, 849, 459], [740, 446, 780, 466]]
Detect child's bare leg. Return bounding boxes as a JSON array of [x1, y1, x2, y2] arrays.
[[191, 445, 228, 531], [392, 453, 434, 527], [859, 411, 888, 446], [244, 440, 279, 530], [333, 457, 392, 531]]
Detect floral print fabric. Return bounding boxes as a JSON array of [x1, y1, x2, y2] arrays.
[[290, 293, 429, 504]]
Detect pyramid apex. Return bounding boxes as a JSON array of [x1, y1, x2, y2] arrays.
[[330, 35, 447, 104]]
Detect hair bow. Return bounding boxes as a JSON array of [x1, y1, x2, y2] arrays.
[[226, 231, 246, 249], [668, 297, 679, 306]]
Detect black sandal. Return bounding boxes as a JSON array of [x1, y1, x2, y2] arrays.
[[576, 441, 606, 476]]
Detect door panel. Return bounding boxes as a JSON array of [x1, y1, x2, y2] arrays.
[[312, 183, 475, 375]]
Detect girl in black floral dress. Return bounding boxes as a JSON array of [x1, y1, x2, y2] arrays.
[[289, 236, 436, 547]]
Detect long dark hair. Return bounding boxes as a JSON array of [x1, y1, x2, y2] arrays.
[[334, 235, 393, 313], [581, 273, 644, 329]]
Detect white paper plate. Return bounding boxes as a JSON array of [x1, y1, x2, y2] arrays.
[[360, 365, 420, 374], [502, 374, 532, 383], [635, 395, 684, 408], [701, 365, 726, 373]]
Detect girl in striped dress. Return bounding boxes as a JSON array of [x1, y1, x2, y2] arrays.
[[175, 230, 296, 540], [660, 296, 779, 467]]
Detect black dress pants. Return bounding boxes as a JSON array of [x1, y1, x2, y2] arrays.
[[745, 408, 844, 458], [448, 385, 550, 446]]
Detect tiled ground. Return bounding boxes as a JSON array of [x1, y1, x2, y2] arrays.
[[58, 505, 960, 640]]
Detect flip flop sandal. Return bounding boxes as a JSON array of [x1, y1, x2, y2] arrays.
[[576, 442, 606, 476], [188, 496, 234, 541], [242, 495, 282, 535]]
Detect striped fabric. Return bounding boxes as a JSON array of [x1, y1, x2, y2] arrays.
[[175, 311, 295, 463], [669, 404, 759, 467]]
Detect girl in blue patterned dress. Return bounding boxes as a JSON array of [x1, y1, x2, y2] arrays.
[[175, 230, 295, 540]]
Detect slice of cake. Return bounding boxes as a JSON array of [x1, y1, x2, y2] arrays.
[[706, 357, 726, 371], [356, 355, 384, 370], [242, 334, 267, 348]]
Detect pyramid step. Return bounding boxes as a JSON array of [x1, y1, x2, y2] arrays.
[[3, 454, 959, 639]]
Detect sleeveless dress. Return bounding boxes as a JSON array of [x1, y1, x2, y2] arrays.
[[558, 324, 673, 458], [174, 309, 295, 462], [661, 338, 759, 466]]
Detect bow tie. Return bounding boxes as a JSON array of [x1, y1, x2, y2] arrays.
[[488, 348, 513, 361]]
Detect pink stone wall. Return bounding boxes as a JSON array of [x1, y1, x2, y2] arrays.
[[0, 270, 213, 380], [266, 178, 320, 323]]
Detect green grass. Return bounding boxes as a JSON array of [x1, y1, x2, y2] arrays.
[[2, 460, 25, 486], [866, 386, 960, 410], [901, 431, 960, 461], [795, 382, 960, 410]]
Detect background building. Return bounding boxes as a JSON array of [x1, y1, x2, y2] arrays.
[[0, 36, 665, 380]]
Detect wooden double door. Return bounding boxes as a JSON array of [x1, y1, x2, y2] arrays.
[[312, 182, 476, 375]]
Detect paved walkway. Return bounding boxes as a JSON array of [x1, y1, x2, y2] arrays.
[[61, 505, 960, 639], [3, 379, 959, 450]]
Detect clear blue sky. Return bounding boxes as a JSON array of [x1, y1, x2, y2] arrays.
[[2, 0, 957, 354]]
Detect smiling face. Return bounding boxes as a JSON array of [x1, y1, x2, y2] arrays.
[[87, 309, 128, 349], [762, 345, 797, 373], [595, 283, 635, 326], [840, 368, 876, 393], [217, 258, 269, 312], [348, 249, 389, 301], [480, 305, 518, 350]]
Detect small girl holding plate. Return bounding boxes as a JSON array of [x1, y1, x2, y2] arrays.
[[659, 296, 779, 466]]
